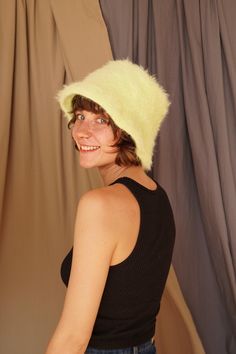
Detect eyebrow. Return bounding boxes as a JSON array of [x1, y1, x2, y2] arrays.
[[74, 110, 110, 119], [74, 109, 83, 114]]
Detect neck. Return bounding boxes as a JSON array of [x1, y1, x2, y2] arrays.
[[98, 164, 147, 186]]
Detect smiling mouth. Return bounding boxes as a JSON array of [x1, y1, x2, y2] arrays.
[[79, 146, 101, 152]]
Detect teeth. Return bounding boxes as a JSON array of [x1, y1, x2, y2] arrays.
[[80, 145, 100, 151]]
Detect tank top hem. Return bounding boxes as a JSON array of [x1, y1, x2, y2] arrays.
[[87, 330, 155, 349]]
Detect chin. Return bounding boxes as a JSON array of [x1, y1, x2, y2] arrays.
[[79, 158, 116, 170], [79, 160, 96, 169], [78, 151, 118, 169]]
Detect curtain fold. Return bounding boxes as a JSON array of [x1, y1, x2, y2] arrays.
[[0, 1, 111, 353], [156, 265, 205, 354], [100, 1, 205, 353], [99, 0, 157, 72], [169, 1, 236, 350]]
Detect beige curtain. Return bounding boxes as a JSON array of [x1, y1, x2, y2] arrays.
[[0, 1, 203, 353], [156, 266, 204, 354]]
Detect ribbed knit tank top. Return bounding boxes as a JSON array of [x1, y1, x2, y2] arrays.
[[60, 176, 176, 349]]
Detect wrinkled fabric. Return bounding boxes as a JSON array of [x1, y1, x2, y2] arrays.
[[0, 1, 111, 353]]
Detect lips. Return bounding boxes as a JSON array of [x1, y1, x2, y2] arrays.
[[79, 145, 101, 152]]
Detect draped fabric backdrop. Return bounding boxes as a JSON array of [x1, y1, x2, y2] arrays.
[[0, 1, 110, 353], [0, 1, 234, 354], [100, 1, 236, 353]]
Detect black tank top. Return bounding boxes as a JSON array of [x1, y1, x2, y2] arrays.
[[60, 176, 176, 349]]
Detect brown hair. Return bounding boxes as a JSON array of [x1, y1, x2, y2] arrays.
[[68, 95, 142, 168]]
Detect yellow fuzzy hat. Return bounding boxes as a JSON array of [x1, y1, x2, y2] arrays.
[[57, 59, 170, 171]]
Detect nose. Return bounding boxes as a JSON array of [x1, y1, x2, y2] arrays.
[[71, 120, 92, 139]]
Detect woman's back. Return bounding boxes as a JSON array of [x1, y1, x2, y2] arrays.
[[61, 176, 176, 349]]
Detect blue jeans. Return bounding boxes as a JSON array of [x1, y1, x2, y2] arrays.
[[85, 338, 157, 354]]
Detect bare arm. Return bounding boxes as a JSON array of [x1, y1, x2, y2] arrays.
[[44, 189, 118, 354]]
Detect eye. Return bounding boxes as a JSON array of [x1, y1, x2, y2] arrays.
[[75, 113, 85, 121], [97, 117, 109, 125]]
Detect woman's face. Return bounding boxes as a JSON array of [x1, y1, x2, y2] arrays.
[[71, 109, 120, 169]]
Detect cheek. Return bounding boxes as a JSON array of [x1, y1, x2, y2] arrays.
[[71, 127, 77, 141], [106, 134, 117, 148], [98, 127, 116, 143]]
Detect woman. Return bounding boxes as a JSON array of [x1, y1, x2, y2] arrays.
[[45, 60, 176, 354]]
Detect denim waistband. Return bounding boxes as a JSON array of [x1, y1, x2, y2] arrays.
[[134, 337, 155, 349], [85, 337, 156, 354]]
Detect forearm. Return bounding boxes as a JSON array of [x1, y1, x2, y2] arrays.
[[44, 325, 88, 354], [45, 341, 86, 354]]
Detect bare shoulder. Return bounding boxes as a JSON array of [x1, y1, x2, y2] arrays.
[[73, 186, 132, 257], [77, 185, 139, 268], [78, 184, 136, 222], [80, 184, 129, 209]]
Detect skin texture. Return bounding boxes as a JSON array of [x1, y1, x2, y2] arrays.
[[45, 110, 157, 354]]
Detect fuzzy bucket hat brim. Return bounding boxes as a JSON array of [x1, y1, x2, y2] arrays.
[[57, 59, 170, 171]]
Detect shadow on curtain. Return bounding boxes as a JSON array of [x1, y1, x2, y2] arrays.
[[100, 0, 236, 353]]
